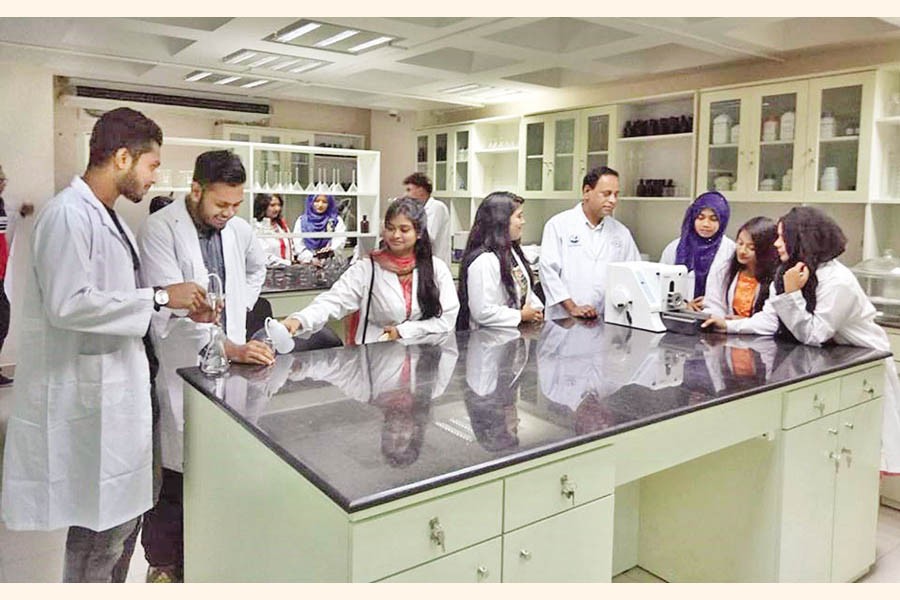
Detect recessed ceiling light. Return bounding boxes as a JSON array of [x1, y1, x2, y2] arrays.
[[241, 79, 270, 89], [347, 36, 393, 53], [315, 30, 359, 48], [442, 83, 482, 94], [276, 22, 321, 43], [214, 76, 241, 85], [185, 71, 213, 82], [269, 59, 301, 71], [224, 51, 257, 64], [248, 56, 279, 68], [289, 61, 324, 74]]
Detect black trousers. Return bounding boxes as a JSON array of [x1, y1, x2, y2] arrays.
[[140, 468, 183, 568], [0, 280, 10, 355]]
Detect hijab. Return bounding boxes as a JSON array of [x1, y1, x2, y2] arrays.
[[674, 191, 731, 297], [301, 194, 340, 250]]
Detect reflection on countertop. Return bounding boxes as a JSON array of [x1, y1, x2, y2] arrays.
[[179, 319, 889, 511], [261, 257, 349, 293]]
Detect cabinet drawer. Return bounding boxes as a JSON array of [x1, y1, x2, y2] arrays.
[[504, 444, 614, 532], [782, 381, 838, 429], [351, 481, 503, 582], [377, 537, 501, 582], [840, 364, 884, 410], [502, 495, 614, 582]]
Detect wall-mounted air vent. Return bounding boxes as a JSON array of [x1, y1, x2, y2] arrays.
[[74, 85, 270, 115]]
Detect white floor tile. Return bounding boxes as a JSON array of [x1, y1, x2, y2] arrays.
[[126, 543, 149, 583], [2, 546, 63, 582], [0, 524, 67, 564], [612, 572, 638, 583], [859, 542, 900, 583], [626, 566, 666, 583]]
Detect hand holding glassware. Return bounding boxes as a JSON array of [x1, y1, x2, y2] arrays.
[[200, 273, 229, 376]]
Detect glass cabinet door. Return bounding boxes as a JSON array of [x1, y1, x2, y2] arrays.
[[258, 134, 281, 190], [704, 98, 741, 193], [585, 113, 610, 173], [524, 121, 545, 193], [434, 133, 449, 193], [416, 134, 430, 176], [552, 116, 576, 191], [754, 90, 803, 195], [454, 129, 469, 193], [814, 84, 863, 193]]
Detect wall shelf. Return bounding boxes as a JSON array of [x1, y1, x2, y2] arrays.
[[617, 132, 694, 143]]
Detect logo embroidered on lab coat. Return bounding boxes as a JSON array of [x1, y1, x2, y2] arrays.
[[568, 234, 580, 246]]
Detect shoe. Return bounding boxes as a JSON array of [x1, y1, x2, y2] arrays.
[[146, 565, 182, 583], [0, 374, 13, 387]]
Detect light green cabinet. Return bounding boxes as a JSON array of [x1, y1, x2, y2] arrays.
[[378, 538, 502, 583], [502, 496, 614, 583]]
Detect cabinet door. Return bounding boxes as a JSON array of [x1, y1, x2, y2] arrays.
[[378, 537, 501, 582], [451, 127, 472, 195], [581, 107, 616, 182], [805, 72, 875, 202], [502, 495, 613, 582], [749, 81, 808, 200], [520, 117, 547, 196], [831, 398, 883, 582], [549, 112, 580, 195], [434, 132, 450, 194], [416, 133, 432, 180], [778, 413, 839, 582], [697, 89, 748, 199]]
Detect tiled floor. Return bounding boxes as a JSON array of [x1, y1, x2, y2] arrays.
[[3, 375, 900, 583]]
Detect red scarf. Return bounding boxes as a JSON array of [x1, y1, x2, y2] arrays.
[[273, 217, 292, 260], [345, 250, 417, 345]]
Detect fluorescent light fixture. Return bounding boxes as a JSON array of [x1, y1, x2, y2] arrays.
[[224, 51, 256, 64], [241, 79, 270, 89], [248, 56, 279, 68], [441, 83, 482, 94], [289, 61, 323, 74], [214, 76, 241, 85], [269, 59, 301, 71], [315, 29, 359, 48], [348, 36, 393, 53], [185, 71, 213, 82], [277, 22, 321, 43]]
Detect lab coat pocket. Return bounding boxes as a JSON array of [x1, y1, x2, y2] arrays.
[[73, 352, 129, 414]]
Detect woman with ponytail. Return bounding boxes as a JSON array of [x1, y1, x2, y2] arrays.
[[282, 197, 458, 344]]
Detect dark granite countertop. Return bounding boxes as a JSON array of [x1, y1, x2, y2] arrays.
[[179, 320, 890, 513]]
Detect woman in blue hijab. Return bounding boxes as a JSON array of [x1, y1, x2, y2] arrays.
[[660, 191, 735, 309], [292, 193, 347, 263]]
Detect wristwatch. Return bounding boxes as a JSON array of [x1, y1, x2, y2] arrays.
[[153, 287, 169, 312]]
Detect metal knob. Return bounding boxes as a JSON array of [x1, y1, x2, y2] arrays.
[[828, 428, 838, 435], [429, 517, 446, 552], [476, 566, 489, 578], [520, 549, 532, 560], [828, 451, 842, 471], [844, 422, 855, 430], [812, 394, 825, 413], [863, 380, 875, 396], [560, 474, 576, 501]]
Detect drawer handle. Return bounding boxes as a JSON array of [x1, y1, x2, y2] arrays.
[[520, 549, 532, 560], [476, 566, 489, 579], [863, 380, 875, 396], [429, 517, 446, 553], [560, 474, 577, 502], [828, 428, 838, 435], [812, 395, 825, 413], [844, 422, 854, 430], [828, 451, 842, 470]]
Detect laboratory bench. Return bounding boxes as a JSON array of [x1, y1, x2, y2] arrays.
[[180, 320, 889, 582]]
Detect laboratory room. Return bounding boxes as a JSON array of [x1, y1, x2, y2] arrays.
[[5, 15, 900, 585]]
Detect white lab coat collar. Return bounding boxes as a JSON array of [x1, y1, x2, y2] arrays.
[[70, 175, 140, 261]]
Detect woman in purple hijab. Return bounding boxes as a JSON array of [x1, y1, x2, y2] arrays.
[[660, 191, 735, 308], [292, 193, 347, 263]]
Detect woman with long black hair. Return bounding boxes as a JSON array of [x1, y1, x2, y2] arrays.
[[457, 191, 543, 330], [703, 206, 900, 473], [253, 192, 294, 264], [282, 197, 459, 344], [703, 216, 780, 319]]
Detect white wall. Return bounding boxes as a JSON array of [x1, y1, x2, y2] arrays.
[[370, 109, 417, 221], [0, 62, 55, 367]]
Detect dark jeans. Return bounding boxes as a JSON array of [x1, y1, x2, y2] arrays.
[[63, 517, 141, 582], [141, 468, 184, 569], [0, 279, 9, 356]]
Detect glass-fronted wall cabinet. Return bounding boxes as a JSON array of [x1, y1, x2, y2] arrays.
[[697, 72, 874, 203], [428, 125, 473, 197], [518, 111, 582, 199], [416, 134, 431, 182], [583, 108, 615, 177]]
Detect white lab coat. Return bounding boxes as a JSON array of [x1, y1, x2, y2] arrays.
[[1, 176, 155, 531], [659, 235, 736, 299], [289, 256, 459, 345], [292, 214, 347, 263], [726, 260, 900, 472], [465, 251, 543, 329], [539, 206, 640, 320], [253, 217, 294, 265], [703, 260, 764, 318], [465, 328, 528, 396], [424, 197, 451, 267], [137, 199, 266, 472]]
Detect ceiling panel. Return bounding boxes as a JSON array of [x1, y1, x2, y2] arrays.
[[399, 47, 521, 73], [486, 18, 636, 53], [132, 17, 233, 32], [598, 42, 731, 74]]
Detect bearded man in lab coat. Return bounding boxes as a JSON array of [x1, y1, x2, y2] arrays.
[[539, 166, 640, 321], [0, 107, 207, 582], [136, 149, 272, 583]]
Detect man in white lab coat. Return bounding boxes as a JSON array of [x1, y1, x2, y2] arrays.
[[404, 172, 451, 266], [0, 107, 206, 582], [539, 166, 640, 321], [137, 149, 272, 583]]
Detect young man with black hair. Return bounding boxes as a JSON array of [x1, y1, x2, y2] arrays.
[[403, 172, 451, 266], [539, 166, 640, 320], [137, 149, 271, 582], [0, 107, 206, 582]]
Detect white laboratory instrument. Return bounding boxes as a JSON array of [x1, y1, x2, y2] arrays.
[[605, 261, 697, 333]]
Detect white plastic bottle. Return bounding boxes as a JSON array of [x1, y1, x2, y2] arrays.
[[780, 111, 795, 141]]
